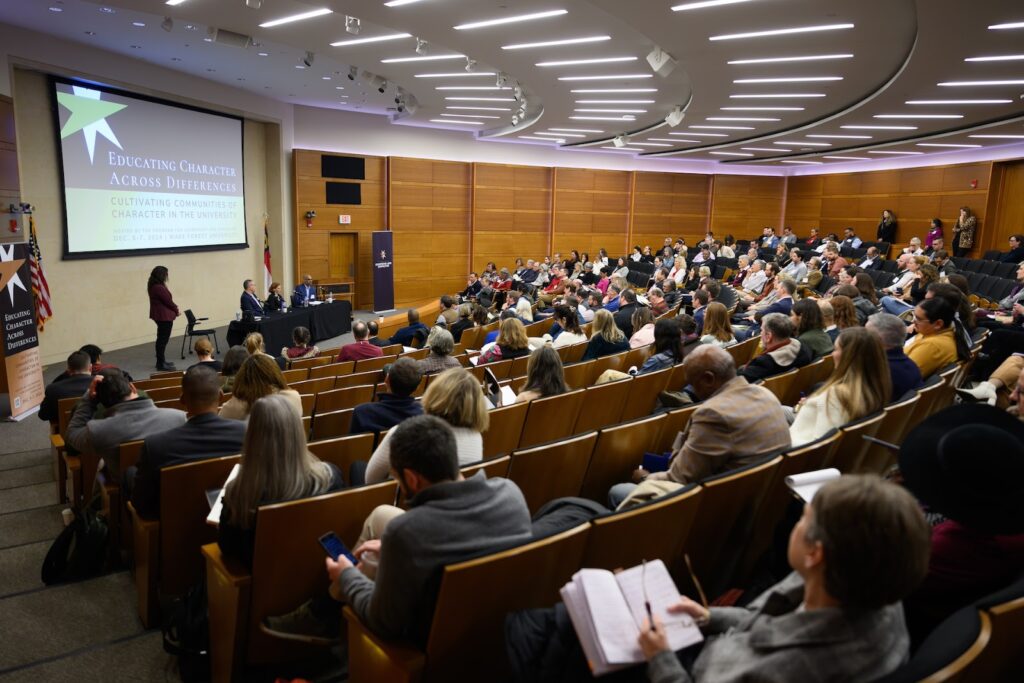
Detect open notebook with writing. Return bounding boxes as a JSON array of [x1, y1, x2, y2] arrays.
[[561, 559, 703, 676]]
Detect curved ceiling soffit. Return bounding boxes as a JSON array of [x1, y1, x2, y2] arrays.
[[560, 90, 696, 150], [641, 14, 921, 160]]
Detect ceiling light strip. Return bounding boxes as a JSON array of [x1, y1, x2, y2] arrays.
[[455, 10, 568, 31], [429, 119, 484, 125], [331, 33, 410, 47], [710, 23, 854, 41], [502, 36, 610, 50], [733, 76, 843, 83], [259, 8, 331, 28], [537, 57, 637, 67], [727, 54, 852, 65], [382, 54, 465, 63]]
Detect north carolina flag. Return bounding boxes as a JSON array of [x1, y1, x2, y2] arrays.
[[263, 218, 272, 293]]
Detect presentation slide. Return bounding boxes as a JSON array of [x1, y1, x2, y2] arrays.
[[52, 78, 247, 258]]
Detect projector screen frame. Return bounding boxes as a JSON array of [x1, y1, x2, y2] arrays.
[[49, 75, 250, 261]]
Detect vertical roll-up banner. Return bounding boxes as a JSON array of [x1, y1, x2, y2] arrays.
[[0, 244, 45, 419], [372, 231, 394, 312]]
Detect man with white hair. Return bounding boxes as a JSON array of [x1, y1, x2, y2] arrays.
[[881, 253, 915, 295], [867, 313, 924, 400]]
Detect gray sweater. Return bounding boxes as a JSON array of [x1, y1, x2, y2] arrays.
[[339, 472, 532, 646], [66, 395, 186, 474]]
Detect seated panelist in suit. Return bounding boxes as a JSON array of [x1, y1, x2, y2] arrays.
[[292, 274, 318, 307], [240, 279, 264, 317]]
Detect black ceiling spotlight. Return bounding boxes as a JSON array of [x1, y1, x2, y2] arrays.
[[377, 79, 388, 94], [303, 51, 315, 67], [347, 65, 358, 81]]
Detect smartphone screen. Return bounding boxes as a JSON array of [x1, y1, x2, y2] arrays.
[[318, 532, 357, 565]]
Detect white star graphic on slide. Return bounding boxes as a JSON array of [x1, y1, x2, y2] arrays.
[[73, 86, 124, 163]]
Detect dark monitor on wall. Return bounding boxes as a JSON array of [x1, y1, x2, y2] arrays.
[[326, 182, 362, 205], [321, 155, 365, 180]]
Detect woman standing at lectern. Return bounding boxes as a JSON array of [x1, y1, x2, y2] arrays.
[[147, 265, 180, 371]]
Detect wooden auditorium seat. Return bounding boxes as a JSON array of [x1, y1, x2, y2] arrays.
[[507, 431, 598, 514]]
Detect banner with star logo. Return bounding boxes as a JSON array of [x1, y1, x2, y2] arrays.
[[372, 231, 394, 312], [0, 243, 45, 419]]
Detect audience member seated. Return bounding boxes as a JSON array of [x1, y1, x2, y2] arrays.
[[448, 303, 475, 343], [460, 272, 482, 300], [636, 318, 684, 375], [858, 246, 882, 270], [881, 253, 915, 295], [582, 309, 630, 361], [960, 347, 1024, 407], [999, 234, 1024, 263], [613, 289, 642, 338], [648, 287, 669, 316], [39, 350, 93, 424], [926, 217, 943, 249], [789, 328, 890, 446], [840, 227, 863, 250], [854, 273, 882, 319], [66, 368, 187, 477], [752, 279, 797, 323], [662, 279, 683, 310], [50, 344, 123, 382], [242, 332, 285, 370], [478, 318, 532, 364], [281, 326, 319, 361], [880, 257, 933, 315], [904, 298, 962, 379], [130, 365, 246, 517], [218, 394, 343, 567], [476, 277, 496, 310], [781, 248, 807, 282], [759, 226, 779, 250], [388, 309, 430, 348], [828, 295, 860, 341], [932, 249, 957, 277], [899, 405, 1024, 647], [366, 320, 388, 348], [417, 327, 461, 375], [436, 295, 458, 327], [833, 284, 877, 326], [291, 274, 318, 308], [220, 346, 248, 393], [337, 321, 385, 363], [265, 282, 286, 312], [350, 357, 423, 435], [219, 354, 302, 421], [800, 256, 824, 294], [240, 278, 265, 316], [364, 368, 488, 484], [548, 305, 587, 348], [516, 347, 569, 403], [739, 313, 813, 383], [538, 266, 566, 306], [505, 289, 534, 322], [866, 313, 924, 400], [817, 300, 838, 343], [790, 298, 834, 361], [188, 337, 222, 372], [609, 346, 790, 507], [268, 415, 531, 644], [803, 227, 821, 247], [638, 475, 929, 683], [822, 246, 848, 278], [699, 302, 736, 348], [630, 307, 656, 348], [691, 289, 710, 334]]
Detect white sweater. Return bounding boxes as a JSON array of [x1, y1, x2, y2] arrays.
[[364, 425, 483, 484], [789, 388, 850, 447]]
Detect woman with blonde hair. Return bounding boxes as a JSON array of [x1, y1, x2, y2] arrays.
[[478, 317, 531, 364], [244, 332, 266, 356], [699, 302, 736, 348], [219, 354, 302, 420], [218, 394, 342, 566], [789, 327, 891, 446], [365, 368, 489, 483], [582, 308, 630, 360]]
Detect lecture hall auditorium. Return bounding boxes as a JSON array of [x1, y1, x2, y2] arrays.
[[1, 0, 1023, 681]]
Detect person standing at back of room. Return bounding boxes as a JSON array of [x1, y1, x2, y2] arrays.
[[147, 265, 180, 371]]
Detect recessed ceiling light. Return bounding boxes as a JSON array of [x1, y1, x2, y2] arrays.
[[445, 96, 517, 101], [965, 54, 1024, 62], [706, 117, 780, 122], [454, 9, 568, 31], [773, 141, 831, 146], [184, 24, 197, 30], [722, 106, 805, 111], [630, 142, 674, 147], [916, 143, 983, 148], [502, 36, 610, 50], [575, 108, 647, 113], [575, 99, 656, 104], [570, 88, 658, 93], [710, 151, 755, 156], [733, 76, 843, 83], [868, 150, 924, 155], [335, 86, 344, 89], [822, 156, 869, 160], [710, 23, 854, 41], [690, 125, 754, 130], [988, 21, 1024, 30], [807, 134, 871, 139], [441, 113, 501, 119], [570, 115, 636, 121], [295, 65, 306, 69], [536, 131, 584, 137], [600, 146, 643, 151], [673, 0, 757, 10], [550, 127, 604, 133], [330, 33, 411, 47], [258, 52, 269, 56], [938, 80, 1024, 86], [84, 31, 96, 35], [203, 37, 213, 42], [557, 74, 654, 81], [874, 114, 963, 119], [414, 72, 496, 78], [446, 105, 512, 111], [536, 57, 637, 67], [322, 76, 332, 80], [131, 21, 146, 27], [381, 54, 465, 63], [678, 132, 728, 137], [384, 0, 427, 6], [906, 99, 1011, 104], [780, 160, 823, 164], [259, 8, 332, 28], [518, 136, 564, 142], [430, 118, 485, 125], [728, 54, 852, 64], [741, 147, 782, 152], [99, 6, 116, 12], [841, 125, 916, 130], [968, 134, 1024, 139], [165, 0, 187, 5], [729, 93, 826, 98]]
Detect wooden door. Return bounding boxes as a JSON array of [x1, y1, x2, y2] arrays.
[[329, 232, 357, 280]]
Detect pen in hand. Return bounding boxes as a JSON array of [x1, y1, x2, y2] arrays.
[[642, 559, 656, 632]]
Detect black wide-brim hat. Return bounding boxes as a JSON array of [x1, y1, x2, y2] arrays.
[[899, 404, 1024, 535]]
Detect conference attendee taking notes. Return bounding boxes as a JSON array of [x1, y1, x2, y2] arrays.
[[240, 278, 264, 317], [292, 274, 317, 307]]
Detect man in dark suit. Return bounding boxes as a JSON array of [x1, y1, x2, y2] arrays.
[[613, 288, 641, 338], [129, 365, 246, 518], [366, 320, 388, 348], [350, 358, 423, 435], [38, 351, 93, 424], [292, 274, 318, 307], [389, 309, 429, 348], [240, 279, 264, 316]]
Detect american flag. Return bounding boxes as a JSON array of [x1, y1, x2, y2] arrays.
[[29, 216, 53, 331], [263, 217, 272, 293]]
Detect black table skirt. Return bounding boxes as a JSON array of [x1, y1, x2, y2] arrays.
[[226, 301, 353, 354]]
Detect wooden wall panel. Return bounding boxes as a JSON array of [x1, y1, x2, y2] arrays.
[[389, 157, 471, 308], [984, 160, 1024, 256], [293, 150, 385, 309], [553, 168, 630, 258], [629, 171, 711, 254], [710, 174, 785, 239], [472, 163, 552, 271], [0, 97, 18, 207], [782, 161, 992, 254]]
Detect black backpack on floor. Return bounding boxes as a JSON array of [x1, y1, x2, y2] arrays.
[[40, 499, 109, 585], [162, 581, 211, 682]]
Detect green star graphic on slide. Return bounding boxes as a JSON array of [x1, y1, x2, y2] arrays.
[[56, 89, 127, 162]]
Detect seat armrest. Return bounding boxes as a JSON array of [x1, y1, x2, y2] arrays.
[[343, 606, 425, 683], [50, 434, 65, 450], [203, 543, 252, 683], [129, 502, 161, 628]]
